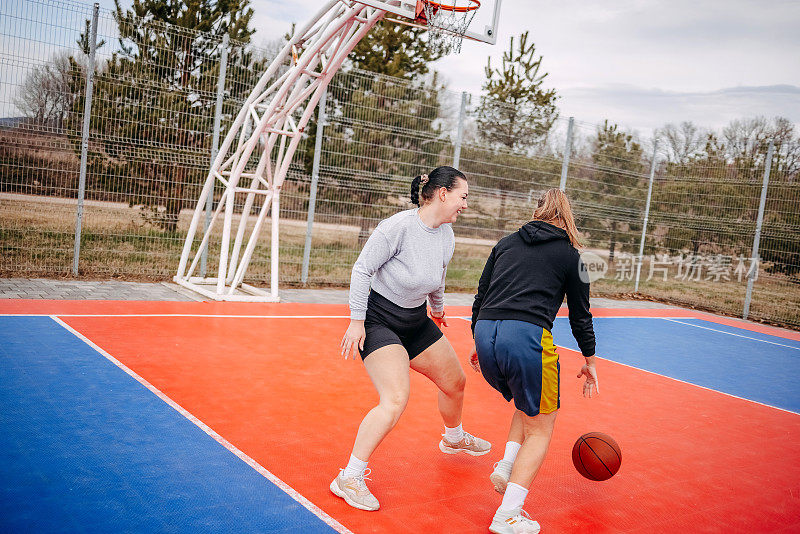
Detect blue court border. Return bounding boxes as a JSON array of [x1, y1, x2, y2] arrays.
[[552, 316, 800, 414], [0, 316, 340, 533]]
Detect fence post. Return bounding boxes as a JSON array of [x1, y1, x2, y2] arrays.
[[301, 87, 327, 285], [634, 141, 658, 293], [743, 139, 774, 320], [72, 2, 99, 276], [559, 117, 574, 191], [452, 91, 467, 169], [202, 33, 229, 276]]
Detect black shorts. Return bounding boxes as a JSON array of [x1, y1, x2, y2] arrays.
[[359, 290, 444, 360]]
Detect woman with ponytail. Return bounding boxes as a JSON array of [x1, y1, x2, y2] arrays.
[[470, 188, 599, 534], [331, 166, 491, 512]]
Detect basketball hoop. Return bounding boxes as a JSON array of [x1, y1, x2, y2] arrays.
[[416, 0, 480, 55]]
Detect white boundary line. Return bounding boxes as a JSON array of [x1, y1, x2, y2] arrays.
[[554, 343, 800, 416], [451, 317, 800, 416], [0, 313, 349, 318], [1, 314, 351, 319], [49, 315, 353, 534], [661, 318, 800, 350], [453, 315, 699, 321]]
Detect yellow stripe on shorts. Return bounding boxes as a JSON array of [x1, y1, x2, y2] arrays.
[[539, 329, 559, 413]]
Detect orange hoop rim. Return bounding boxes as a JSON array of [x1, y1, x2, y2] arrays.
[[422, 0, 481, 13]]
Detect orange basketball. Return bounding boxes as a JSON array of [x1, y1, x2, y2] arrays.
[[572, 432, 622, 481]]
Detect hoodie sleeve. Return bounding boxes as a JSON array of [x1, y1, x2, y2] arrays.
[[471, 246, 497, 335], [565, 252, 596, 356]]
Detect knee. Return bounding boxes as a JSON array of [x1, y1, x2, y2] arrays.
[[443, 370, 466, 397], [522, 410, 558, 437], [380, 392, 409, 423]]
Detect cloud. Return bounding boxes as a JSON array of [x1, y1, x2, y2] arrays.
[[216, 1, 800, 136], [557, 84, 800, 137]]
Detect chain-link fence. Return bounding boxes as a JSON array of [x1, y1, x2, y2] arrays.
[[2, 0, 799, 328]]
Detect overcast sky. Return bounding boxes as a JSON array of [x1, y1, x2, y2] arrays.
[[249, 0, 800, 137]]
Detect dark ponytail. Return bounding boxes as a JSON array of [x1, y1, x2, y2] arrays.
[[410, 166, 467, 206], [410, 175, 422, 206]]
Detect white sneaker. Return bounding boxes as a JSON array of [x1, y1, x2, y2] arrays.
[[490, 459, 513, 494], [489, 507, 541, 534], [438, 431, 491, 456], [329, 468, 379, 511]]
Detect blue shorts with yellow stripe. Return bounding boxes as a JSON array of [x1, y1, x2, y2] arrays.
[[474, 319, 560, 417]]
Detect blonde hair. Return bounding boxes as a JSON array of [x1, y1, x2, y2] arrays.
[[533, 188, 582, 248]]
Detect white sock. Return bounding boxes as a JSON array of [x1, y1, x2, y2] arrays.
[[499, 482, 528, 512], [341, 454, 368, 480], [502, 441, 522, 464], [444, 423, 464, 443]]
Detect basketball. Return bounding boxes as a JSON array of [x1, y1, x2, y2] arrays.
[[572, 432, 622, 481]]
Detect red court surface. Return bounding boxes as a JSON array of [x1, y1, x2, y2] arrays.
[[4, 300, 800, 533]]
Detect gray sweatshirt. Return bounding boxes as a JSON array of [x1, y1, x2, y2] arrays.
[[349, 208, 455, 320]]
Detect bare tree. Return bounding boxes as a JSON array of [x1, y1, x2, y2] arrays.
[[722, 116, 770, 161], [14, 52, 78, 132], [655, 121, 706, 164]]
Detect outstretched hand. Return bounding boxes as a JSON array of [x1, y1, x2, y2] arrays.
[[468, 344, 480, 373], [340, 320, 366, 360], [430, 309, 448, 329], [577, 361, 599, 397]]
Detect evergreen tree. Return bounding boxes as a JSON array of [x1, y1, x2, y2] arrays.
[[69, 0, 261, 232], [308, 19, 447, 245], [476, 31, 558, 152], [472, 31, 559, 229], [581, 121, 645, 262]]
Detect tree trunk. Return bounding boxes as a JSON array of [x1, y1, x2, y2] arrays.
[[164, 165, 185, 233], [608, 220, 617, 263], [358, 215, 371, 247], [496, 191, 507, 230]]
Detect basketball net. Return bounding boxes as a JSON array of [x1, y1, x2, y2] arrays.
[[416, 0, 480, 55]]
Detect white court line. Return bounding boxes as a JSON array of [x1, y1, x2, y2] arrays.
[[1, 314, 350, 319], [662, 318, 800, 351], [452, 316, 800, 416], [49, 316, 353, 534], [453, 315, 698, 321], [554, 342, 800, 416], [4, 313, 698, 320]]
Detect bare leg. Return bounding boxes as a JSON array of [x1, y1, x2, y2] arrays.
[[350, 345, 410, 461], [506, 409, 525, 445], [410, 336, 466, 427], [508, 410, 558, 488]]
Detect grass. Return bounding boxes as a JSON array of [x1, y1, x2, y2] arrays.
[[1, 194, 798, 330]]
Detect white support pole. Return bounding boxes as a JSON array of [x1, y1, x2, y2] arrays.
[[73, 3, 99, 276], [202, 33, 229, 276], [175, 1, 385, 301], [743, 140, 774, 320], [452, 91, 467, 169], [176, 0, 342, 281], [559, 117, 574, 191], [301, 87, 327, 285], [634, 141, 658, 293], [270, 191, 280, 299]]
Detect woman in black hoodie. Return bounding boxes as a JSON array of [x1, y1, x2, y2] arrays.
[[470, 188, 599, 534]]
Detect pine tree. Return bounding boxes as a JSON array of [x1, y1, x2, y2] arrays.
[[476, 31, 558, 152], [472, 31, 559, 229], [584, 121, 645, 262], [69, 0, 261, 232], [306, 19, 447, 245]]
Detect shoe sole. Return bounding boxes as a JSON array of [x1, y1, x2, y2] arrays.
[[329, 479, 379, 511], [438, 440, 491, 456], [490, 472, 508, 494], [489, 522, 540, 534]]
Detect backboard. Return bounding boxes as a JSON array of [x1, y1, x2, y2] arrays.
[[357, 0, 502, 45]]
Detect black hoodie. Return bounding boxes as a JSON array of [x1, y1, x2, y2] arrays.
[[471, 220, 596, 357]]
